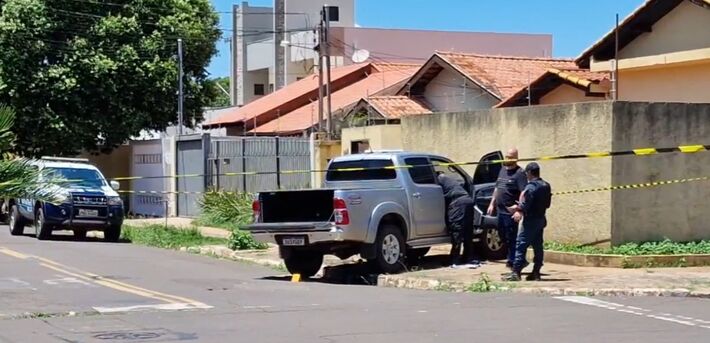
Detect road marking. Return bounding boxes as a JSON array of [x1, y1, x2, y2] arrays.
[[93, 303, 211, 314], [43, 276, 95, 287], [0, 247, 29, 259], [0, 246, 212, 311], [556, 296, 709, 330]]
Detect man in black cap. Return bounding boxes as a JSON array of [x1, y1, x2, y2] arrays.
[[503, 162, 552, 281]]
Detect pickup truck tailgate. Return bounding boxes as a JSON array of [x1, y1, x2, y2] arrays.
[[260, 189, 334, 223]]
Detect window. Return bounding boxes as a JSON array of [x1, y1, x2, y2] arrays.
[[326, 159, 396, 181], [404, 157, 436, 184], [432, 158, 469, 193], [254, 84, 265, 96], [350, 140, 370, 154], [46, 167, 106, 188], [269, 83, 274, 93], [322, 6, 340, 22]]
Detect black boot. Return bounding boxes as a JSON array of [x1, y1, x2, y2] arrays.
[[526, 267, 542, 281], [449, 242, 462, 266]]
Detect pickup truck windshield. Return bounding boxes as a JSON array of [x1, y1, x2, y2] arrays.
[[47, 167, 106, 188], [326, 159, 396, 181]]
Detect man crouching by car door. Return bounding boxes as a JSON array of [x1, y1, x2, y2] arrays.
[[436, 172, 476, 268]]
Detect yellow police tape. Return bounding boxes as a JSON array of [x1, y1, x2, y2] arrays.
[[118, 175, 710, 197], [111, 144, 709, 182]]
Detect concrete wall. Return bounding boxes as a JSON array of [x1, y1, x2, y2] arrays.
[[312, 140, 342, 188], [340, 125, 403, 155], [423, 68, 498, 112], [540, 84, 606, 105], [82, 145, 131, 183], [618, 1, 710, 59], [401, 102, 614, 245], [618, 61, 710, 103], [611, 102, 710, 244]]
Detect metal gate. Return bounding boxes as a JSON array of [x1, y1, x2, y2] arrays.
[[176, 134, 210, 217], [129, 139, 167, 217], [209, 137, 310, 193]]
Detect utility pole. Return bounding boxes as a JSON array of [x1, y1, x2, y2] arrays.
[[317, 23, 324, 134], [177, 38, 184, 136], [613, 13, 620, 101], [324, 5, 333, 139]]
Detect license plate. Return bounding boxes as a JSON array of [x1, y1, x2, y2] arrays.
[[78, 209, 99, 217], [282, 237, 305, 246]]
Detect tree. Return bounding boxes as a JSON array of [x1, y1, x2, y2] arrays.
[[0, 105, 62, 202], [205, 76, 231, 108], [0, 0, 221, 156]]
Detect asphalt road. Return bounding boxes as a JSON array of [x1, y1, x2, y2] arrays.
[[1, 227, 708, 343]]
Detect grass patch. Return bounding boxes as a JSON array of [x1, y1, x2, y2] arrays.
[[196, 191, 267, 251], [545, 239, 710, 256], [466, 273, 509, 293], [121, 225, 227, 250]]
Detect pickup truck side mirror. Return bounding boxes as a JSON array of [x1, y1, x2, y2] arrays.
[[110, 180, 120, 190]]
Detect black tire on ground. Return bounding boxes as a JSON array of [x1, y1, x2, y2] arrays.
[[35, 208, 52, 240], [73, 229, 87, 240], [371, 224, 407, 274], [283, 250, 324, 278], [406, 247, 430, 262], [9, 205, 25, 236], [477, 227, 508, 261], [104, 225, 121, 243]]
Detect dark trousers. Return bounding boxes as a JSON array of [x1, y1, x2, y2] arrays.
[[448, 197, 474, 265], [513, 217, 546, 273], [498, 212, 523, 266]]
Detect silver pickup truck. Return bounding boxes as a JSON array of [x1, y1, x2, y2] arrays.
[[245, 150, 505, 277]]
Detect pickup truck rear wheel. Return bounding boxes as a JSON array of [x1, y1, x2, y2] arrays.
[[477, 227, 508, 260], [372, 224, 406, 274], [35, 208, 52, 240], [283, 251, 323, 278], [9, 205, 25, 236]]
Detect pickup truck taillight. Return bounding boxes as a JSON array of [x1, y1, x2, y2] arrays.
[[252, 199, 261, 222], [333, 197, 350, 225]]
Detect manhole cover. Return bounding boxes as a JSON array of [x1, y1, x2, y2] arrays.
[[93, 331, 162, 340]]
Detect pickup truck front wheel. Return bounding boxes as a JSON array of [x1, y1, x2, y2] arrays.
[[283, 250, 323, 278], [9, 205, 25, 236], [372, 225, 406, 274], [35, 208, 52, 240], [477, 227, 508, 261]]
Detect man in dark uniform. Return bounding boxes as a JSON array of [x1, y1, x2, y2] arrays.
[[437, 172, 475, 267], [487, 148, 528, 269], [503, 162, 552, 282]]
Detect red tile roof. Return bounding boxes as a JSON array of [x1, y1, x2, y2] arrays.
[[205, 63, 372, 128], [361, 96, 432, 119], [250, 68, 418, 135], [495, 68, 611, 108], [435, 52, 577, 99]]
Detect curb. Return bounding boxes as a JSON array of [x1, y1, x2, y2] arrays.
[[376, 275, 710, 298], [538, 250, 710, 268], [180, 245, 285, 270]]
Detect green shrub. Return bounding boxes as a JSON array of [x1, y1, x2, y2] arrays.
[[228, 228, 268, 250], [197, 191, 253, 229]]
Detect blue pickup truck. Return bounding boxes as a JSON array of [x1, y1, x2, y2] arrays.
[[3, 157, 124, 241]]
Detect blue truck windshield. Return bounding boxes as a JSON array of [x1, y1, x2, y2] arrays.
[[47, 168, 105, 188]]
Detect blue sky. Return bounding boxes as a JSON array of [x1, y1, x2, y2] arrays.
[[207, 0, 641, 77]]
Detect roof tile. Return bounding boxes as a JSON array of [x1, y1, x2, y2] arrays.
[[436, 52, 577, 99], [364, 96, 432, 119]]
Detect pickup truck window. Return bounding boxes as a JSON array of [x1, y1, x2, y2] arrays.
[[326, 159, 396, 181], [404, 157, 436, 184]]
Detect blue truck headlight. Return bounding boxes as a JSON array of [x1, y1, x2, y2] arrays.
[[108, 196, 123, 206]]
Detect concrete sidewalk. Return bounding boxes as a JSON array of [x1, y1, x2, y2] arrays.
[[123, 217, 231, 239], [219, 244, 710, 297]]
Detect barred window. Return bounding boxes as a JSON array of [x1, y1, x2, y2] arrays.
[[135, 154, 162, 164]]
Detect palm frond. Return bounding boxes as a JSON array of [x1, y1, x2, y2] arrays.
[[0, 105, 16, 152]]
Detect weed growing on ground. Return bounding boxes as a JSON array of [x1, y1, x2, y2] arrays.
[[546, 239, 710, 256], [121, 225, 227, 249]]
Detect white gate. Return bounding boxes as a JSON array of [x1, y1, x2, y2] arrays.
[[130, 139, 167, 217]]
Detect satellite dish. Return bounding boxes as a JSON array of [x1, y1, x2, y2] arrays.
[[351, 49, 370, 63]]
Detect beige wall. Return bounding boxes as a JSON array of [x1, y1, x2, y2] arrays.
[[618, 1, 710, 60], [312, 140, 342, 188], [611, 102, 710, 244], [81, 145, 131, 181], [540, 84, 606, 105], [423, 68, 498, 112], [340, 125, 403, 155], [618, 61, 710, 103], [401, 102, 615, 245]]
